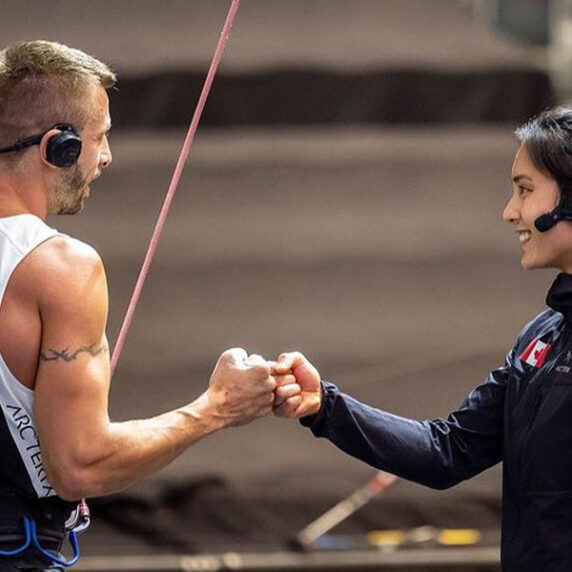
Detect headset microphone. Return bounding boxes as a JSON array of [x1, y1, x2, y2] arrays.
[[534, 207, 572, 232]]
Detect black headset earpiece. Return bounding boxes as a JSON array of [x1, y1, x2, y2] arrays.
[[0, 123, 82, 168], [44, 124, 82, 168], [534, 207, 572, 232]]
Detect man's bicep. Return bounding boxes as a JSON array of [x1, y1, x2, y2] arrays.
[[33, 247, 112, 485], [35, 242, 110, 400]]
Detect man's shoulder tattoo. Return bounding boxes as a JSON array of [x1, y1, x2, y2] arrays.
[[39, 344, 109, 363]]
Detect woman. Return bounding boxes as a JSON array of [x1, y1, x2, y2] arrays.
[[272, 105, 572, 571]]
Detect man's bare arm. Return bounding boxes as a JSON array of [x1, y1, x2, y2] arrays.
[[32, 237, 278, 501]]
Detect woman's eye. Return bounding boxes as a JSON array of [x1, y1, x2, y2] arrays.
[[519, 186, 532, 196]]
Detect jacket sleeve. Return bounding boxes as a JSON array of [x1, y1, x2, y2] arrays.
[[301, 351, 515, 490]]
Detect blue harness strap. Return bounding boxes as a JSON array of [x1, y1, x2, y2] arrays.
[[0, 518, 31, 556], [29, 518, 81, 567], [0, 497, 89, 567]]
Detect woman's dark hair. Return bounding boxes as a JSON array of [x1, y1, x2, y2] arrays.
[[515, 105, 572, 203]]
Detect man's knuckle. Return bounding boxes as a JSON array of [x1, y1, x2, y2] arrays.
[[249, 363, 266, 377], [222, 347, 246, 362]]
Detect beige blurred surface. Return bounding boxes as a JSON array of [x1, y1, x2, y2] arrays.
[[2, 0, 535, 73]]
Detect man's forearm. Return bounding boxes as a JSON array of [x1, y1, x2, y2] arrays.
[[47, 392, 219, 500], [37, 348, 281, 501]]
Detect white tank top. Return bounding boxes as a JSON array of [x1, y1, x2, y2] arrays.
[[0, 214, 59, 498]]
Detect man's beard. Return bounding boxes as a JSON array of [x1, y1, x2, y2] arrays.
[[47, 165, 89, 215]]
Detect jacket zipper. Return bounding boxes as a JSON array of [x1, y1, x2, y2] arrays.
[[510, 325, 568, 542]]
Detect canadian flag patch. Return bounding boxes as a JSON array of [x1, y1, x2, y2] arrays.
[[520, 338, 551, 368]]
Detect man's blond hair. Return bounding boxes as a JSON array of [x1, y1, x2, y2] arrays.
[[0, 41, 116, 159]]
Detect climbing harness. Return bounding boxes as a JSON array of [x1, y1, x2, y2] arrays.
[[0, 500, 89, 567]]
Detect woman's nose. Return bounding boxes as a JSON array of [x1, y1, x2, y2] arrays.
[[502, 196, 519, 223]]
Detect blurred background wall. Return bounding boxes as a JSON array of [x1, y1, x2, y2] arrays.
[[1, 1, 569, 569]]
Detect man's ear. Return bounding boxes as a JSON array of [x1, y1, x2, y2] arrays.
[[38, 128, 63, 168]]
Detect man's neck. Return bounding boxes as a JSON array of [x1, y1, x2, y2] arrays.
[[0, 176, 47, 220]]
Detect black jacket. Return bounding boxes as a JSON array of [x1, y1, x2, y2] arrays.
[[302, 272, 572, 571]]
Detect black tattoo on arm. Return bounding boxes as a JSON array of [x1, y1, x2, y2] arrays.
[[39, 344, 109, 363]]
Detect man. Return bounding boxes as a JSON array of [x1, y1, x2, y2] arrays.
[[0, 41, 298, 570]]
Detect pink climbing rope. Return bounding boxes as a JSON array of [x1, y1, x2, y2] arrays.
[[111, 0, 242, 376]]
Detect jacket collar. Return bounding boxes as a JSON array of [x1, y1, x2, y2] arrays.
[[547, 273, 572, 321]]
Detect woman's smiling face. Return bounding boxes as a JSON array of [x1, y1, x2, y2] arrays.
[[503, 144, 572, 272]]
